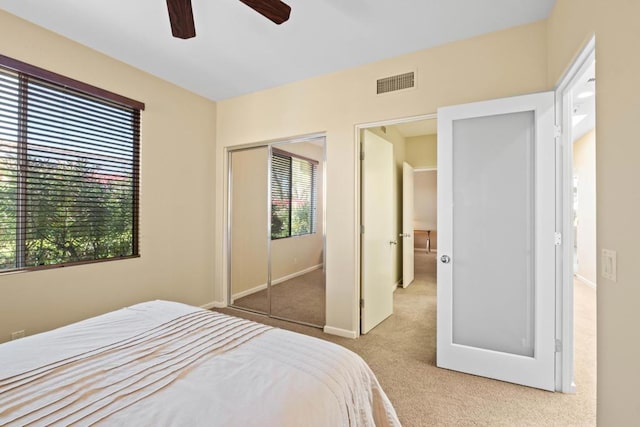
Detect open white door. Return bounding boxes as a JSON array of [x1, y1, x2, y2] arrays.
[[437, 92, 556, 391], [361, 130, 394, 334], [401, 162, 415, 288]]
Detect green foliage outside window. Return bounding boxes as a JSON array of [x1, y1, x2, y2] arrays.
[[0, 156, 133, 270], [0, 61, 140, 273], [270, 152, 316, 239]]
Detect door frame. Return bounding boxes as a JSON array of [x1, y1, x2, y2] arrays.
[[554, 35, 596, 393], [354, 113, 437, 337], [401, 161, 415, 288]]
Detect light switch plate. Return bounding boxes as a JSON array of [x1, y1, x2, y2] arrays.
[[602, 249, 617, 282]]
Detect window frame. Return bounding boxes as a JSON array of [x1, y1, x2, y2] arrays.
[[0, 54, 144, 273], [270, 147, 318, 240]]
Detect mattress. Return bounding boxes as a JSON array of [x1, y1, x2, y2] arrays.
[[0, 300, 401, 426]]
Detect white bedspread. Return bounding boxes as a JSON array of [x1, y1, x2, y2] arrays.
[[0, 300, 401, 426]]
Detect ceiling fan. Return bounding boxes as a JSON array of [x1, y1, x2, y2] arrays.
[[166, 0, 291, 39]]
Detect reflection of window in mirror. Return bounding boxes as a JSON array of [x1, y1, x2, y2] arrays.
[[271, 149, 318, 240]]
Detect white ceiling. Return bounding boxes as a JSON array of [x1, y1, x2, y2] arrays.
[[0, 0, 557, 101]]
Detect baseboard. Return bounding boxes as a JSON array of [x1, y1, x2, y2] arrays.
[[231, 264, 324, 302], [324, 325, 357, 339], [575, 274, 597, 289], [394, 279, 402, 291], [272, 264, 323, 285], [200, 301, 227, 309], [231, 284, 268, 303]]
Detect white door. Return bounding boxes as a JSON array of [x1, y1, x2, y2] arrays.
[[401, 162, 415, 288], [361, 130, 394, 334], [437, 92, 556, 391]]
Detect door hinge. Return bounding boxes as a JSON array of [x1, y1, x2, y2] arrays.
[[360, 299, 364, 308], [555, 339, 562, 352], [361, 224, 365, 234], [554, 232, 562, 246], [360, 151, 365, 161], [554, 125, 562, 138]]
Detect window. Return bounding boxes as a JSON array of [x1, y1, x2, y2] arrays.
[[0, 55, 144, 272], [271, 148, 317, 239]]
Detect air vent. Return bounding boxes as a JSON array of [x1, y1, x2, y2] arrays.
[[377, 71, 415, 94]]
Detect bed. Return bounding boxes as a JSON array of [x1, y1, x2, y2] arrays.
[[0, 300, 401, 426]]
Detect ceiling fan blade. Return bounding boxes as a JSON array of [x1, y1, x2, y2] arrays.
[[239, 0, 291, 25], [166, 0, 196, 39]]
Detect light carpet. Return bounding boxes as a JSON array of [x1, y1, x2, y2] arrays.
[[216, 251, 596, 426], [232, 268, 325, 326]]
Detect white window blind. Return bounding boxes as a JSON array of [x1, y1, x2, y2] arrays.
[[271, 148, 317, 239], [0, 55, 143, 272]]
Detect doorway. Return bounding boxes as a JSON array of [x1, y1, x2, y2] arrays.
[[556, 39, 597, 394], [412, 169, 437, 258], [570, 61, 596, 288], [358, 72, 595, 393], [358, 116, 438, 335]]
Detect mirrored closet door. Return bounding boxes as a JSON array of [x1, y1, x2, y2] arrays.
[[228, 147, 269, 314], [228, 136, 326, 327]]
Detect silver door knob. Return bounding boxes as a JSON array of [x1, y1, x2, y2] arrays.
[[440, 255, 451, 264], [398, 233, 411, 238]]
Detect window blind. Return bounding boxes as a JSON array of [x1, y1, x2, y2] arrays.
[[271, 149, 317, 239], [271, 153, 291, 239], [0, 57, 142, 272]]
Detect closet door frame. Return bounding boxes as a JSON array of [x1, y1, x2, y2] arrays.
[[226, 133, 326, 328]]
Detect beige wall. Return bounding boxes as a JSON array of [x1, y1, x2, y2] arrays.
[[271, 234, 323, 281], [215, 20, 549, 336], [0, 11, 217, 343], [229, 148, 269, 296], [548, 0, 640, 423], [413, 171, 437, 250], [573, 129, 596, 286], [406, 134, 438, 169]]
